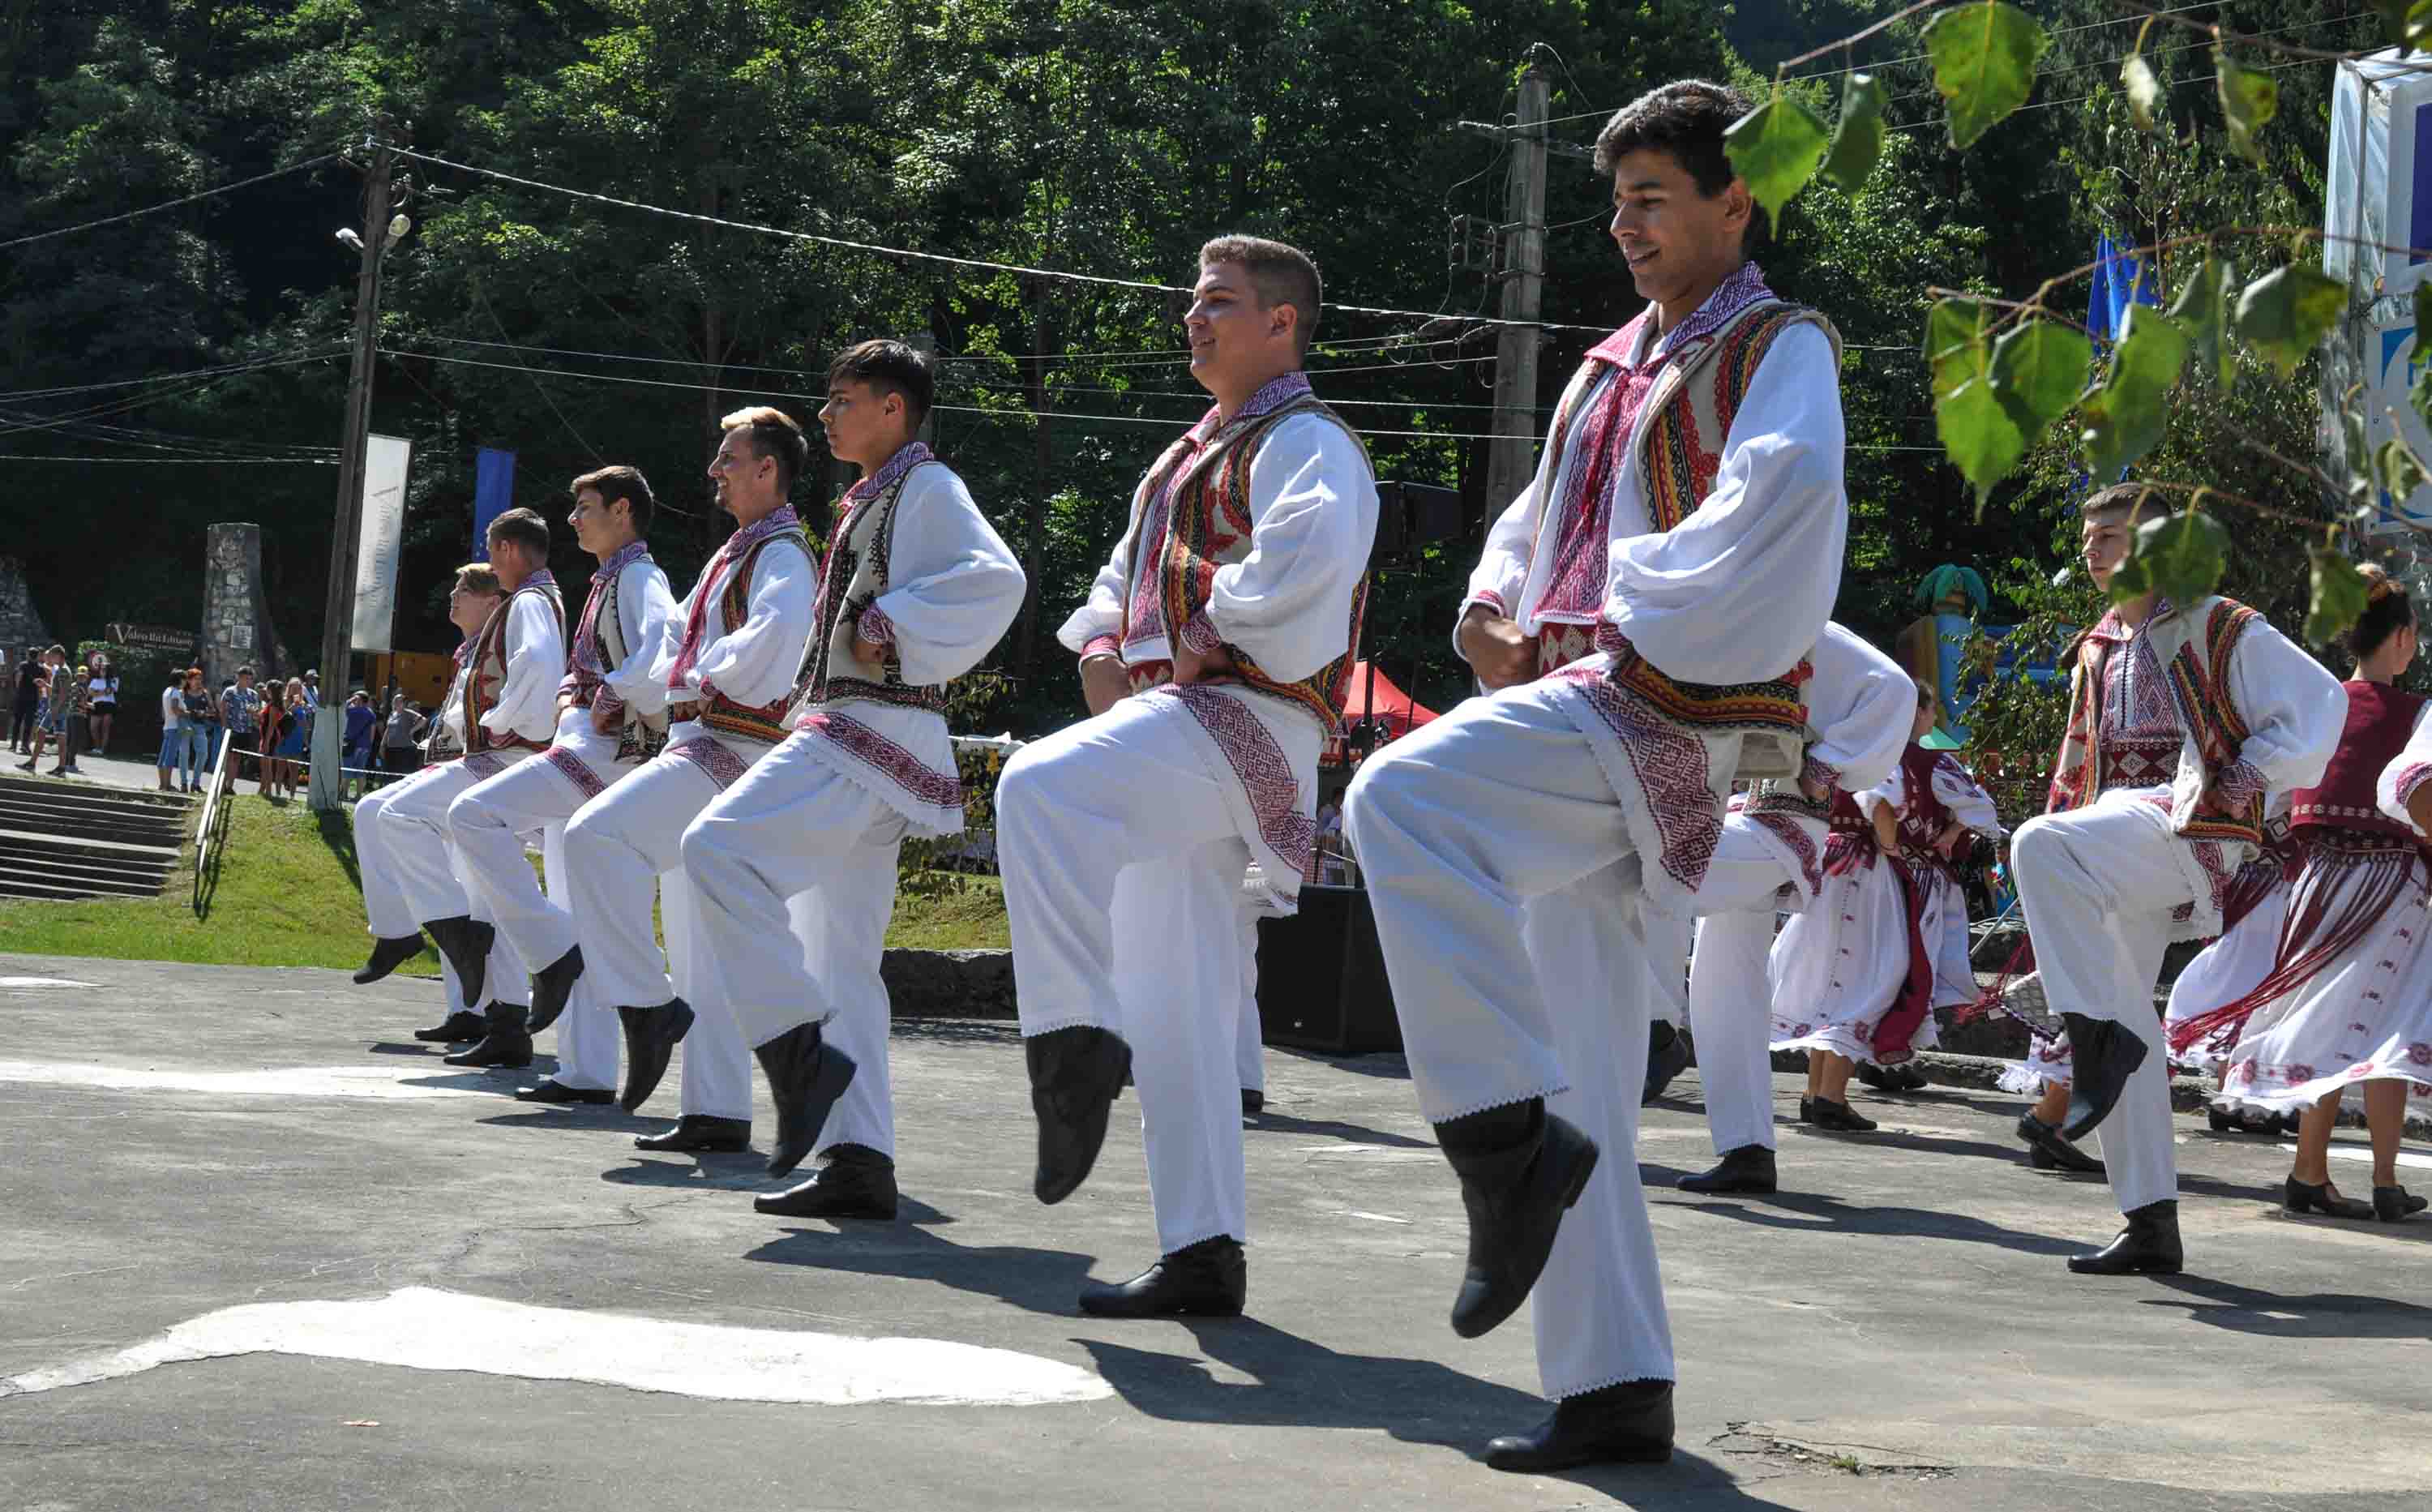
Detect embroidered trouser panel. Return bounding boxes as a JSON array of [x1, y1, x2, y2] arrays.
[[2010, 802, 2187, 1214], [998, 694, 1260, 1254], [372, 760, 532, 1010], [451, 753, 621, 1091], [683, 729, 910, 1160]]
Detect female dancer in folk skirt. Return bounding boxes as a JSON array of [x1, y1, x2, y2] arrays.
[[2169, 568, 2431, 1222], [2162, 798, 2304, 1135]]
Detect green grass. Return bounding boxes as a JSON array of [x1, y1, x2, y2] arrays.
[[0, 794, 1012, 968]]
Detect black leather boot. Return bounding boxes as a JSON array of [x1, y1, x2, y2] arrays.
[[525, 946, 584, 1035], [1025, 1026, 1132, 1204], [413, 1009, 488, 1043], [1677, 1144, 1776, 1194], [754, 1020, 857, 1179], [1078, 1236, 1246, 1318], [616, 998, 696, 1112], [1640, 1022, 1691, 1106], [2066, 1199, 2183, 1275], [635, 1115, 751, 1153], [422, 915, 495, 1009], [512, 1079, 612, 1105], [1484, 1380, 1675, 1471], [354, 932, 426, 984], [443, 1002, 533, 1068], [2059, 1012, 2147, 1141], [2017, 1111, 2104, 1173], [756, 1143, 898, 1219], [2374, 1184, 2427, 1222], [1434, 1099, 1599, 1339]]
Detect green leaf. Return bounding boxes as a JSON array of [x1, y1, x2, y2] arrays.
[[1921, 298, 2022, 507], [2105, 545, 2153, 605], [1922, 0, 2051, 151], [2216, 46, 2279, 165], [2378, 435, 2430, 503], [2373, 0, 2432, 55], [2233, 264, 2345, 379], [2133, 509, 2230, 610], [2415, 279, 2432, 345], [1723, 92, 1830, 228], [1989, 319, 2092, 437], [2122, 54, 2161, 132], [2306, 546, 2370, 645], [2079, 305, 2189, 478], [2413, 359, 2432, 433], [2168, 255, 2236, 389], [1821, 72, 1886, 193]]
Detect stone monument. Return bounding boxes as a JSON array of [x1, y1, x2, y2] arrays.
[[0, 555, 49, 656], [200, 524, 290, 692]]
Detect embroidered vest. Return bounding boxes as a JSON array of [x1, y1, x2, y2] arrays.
[[2048, 596, 2265, 852], [1894, 743, 1958, 853], [573, 553, 670, 765], [461, 573, 563, 756], [1120, 396, 1372, 732], [2289, 679, 2425, 842], [424, 643, 477, 763], [793, 460, 948, 717], [695, 528, 815, 747]]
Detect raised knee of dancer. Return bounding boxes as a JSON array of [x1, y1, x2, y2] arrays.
[[2008, 813, 2061, 883], [444, 786, 496, 843], [676, 809, 731, 880], [560, 804, 615, 868], [1340, 751, 1410, 852]]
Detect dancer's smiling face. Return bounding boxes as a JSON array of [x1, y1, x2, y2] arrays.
[[1606, 147, 1751, 325], [1185, 260, 1298, 402]]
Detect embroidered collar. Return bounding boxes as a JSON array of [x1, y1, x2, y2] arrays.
[[592, 539, 650, 579], [846, 441, 934, 504], [2084, 597, 2177, 645], [723, 503, 803, 555], [513, 568, 557, 594], [1190, 370, 1313, 439], [1586, 261, 1774, 370]]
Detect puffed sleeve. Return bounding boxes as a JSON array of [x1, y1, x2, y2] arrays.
[[1190, 414, 1380, 684], [1800, 623, 1914, 795], [2216, 616, 2348, 803], [2374, 701, 2432, 829], [686, 542, 816, 709], [1057, 478, 1149, 662], [1931, 756, 2006, 838], [870, 469, 1029, 687], [481, 590, 567, 741], [605, 561, 679, 717]]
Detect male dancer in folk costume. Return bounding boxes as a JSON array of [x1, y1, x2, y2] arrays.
[[999, 235, 1377, 1317], [683, 341, 1025, 1207], [1346, 79, 1847, 1468], [557, 408, 818, 1153], [446, 467, 678, 1105], [352, 564, 509, 1038], [2003, 484, 2344, 1274], [1674, 629, 1914, 1196], [357, 511, 567, 1065], [2166, 567, 2430, 1223]]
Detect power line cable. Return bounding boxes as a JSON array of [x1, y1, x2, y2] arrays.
[[0, 349, 348, 403], [0, 154, 342, 252]]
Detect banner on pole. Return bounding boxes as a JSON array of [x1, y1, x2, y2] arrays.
[[352, 433, 413, 652], [472, 448, 517, 559]]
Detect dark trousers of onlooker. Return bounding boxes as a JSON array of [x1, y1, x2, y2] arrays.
[[54, 717, 83, 771], [9, 700, 34, 752]]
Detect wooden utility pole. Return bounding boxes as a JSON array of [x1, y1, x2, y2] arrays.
[[309, 140, 393, 812], [1484, 64, 1551, 514]]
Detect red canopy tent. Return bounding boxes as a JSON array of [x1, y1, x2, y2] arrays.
[[1326, 661, 1438, 765]]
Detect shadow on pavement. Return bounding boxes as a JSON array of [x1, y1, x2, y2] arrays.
[[1244, 1108, 1433, 1150], [600, 1152, 777, 1188], [1651, 1180, 2079, 1257], [2142, 1273, 2432, 1338], [743, 1222, 1108, 1318]]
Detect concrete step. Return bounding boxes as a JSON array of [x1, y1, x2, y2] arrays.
[[0, 872, 123, 901], [0, 859, 161, 898], [0, 842, 171, 888], [0, 772, 192, 817], [0, 831, 180, 871], [0, 799, 185, 847]]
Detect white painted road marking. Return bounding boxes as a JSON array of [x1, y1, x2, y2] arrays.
[[0, 1060, 492, 1099], [0, 976, 101, 989], [3, 1286, 1113, 1407]]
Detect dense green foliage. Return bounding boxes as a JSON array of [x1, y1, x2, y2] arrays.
[[0, 2, 2384, 739]]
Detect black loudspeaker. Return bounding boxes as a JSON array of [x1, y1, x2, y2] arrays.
[[1372, 481, 1464, 562], [1254, 884, 1403, 1054]]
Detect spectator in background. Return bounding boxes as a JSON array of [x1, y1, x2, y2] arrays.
[[256, 677, 286, 797], [177, 667, 212, 792], [303, 670, 321, 713], [377, 693, 425, 776], [157, 672, 185, 791], [86, 653, 118, 756], [343, 690, 375, 777], [10, 646, 37, 754], [50, 665, 91, 777], [16, 646, 61, 771], [222, 666, 263, 786], [272, 675, 310, 798]]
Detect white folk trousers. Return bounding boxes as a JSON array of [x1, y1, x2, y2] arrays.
[[1235, 905, 1265, 1094], [1345, 680, 1676, 1393], [682, 728, 910, 1159], [375, 759, 533, 1008], [1000, 693, 1257, 1255], [2010, 799, 2186, 1214], [354, 779, 471, 1017], [1681, 816, 1813, 1155]]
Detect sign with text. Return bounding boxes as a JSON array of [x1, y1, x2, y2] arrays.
[[353, 434, 412, 651]]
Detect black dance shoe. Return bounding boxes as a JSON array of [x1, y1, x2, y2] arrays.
[[635, 1115, 751, 1153], [1677, 1144, 1777, 1194], [412, 1009, 488, 1043], [1025, 1026, 1133, 1204], [1077, 1236, 1246, 1318], [1240, 1088, 1265, 1116], [1434, 1099, 1599, 1339], [525, 946, 584, 1035], [2059, 1012, 2147, 1141], [2066, 1199, 2184, 1275], [615, 998, 696, 1112], [754, 1020, 858, 1179], [443, 1002, 532, 1069], [1807, 1096, 1878, 1133], [354, 932, 426, 984], [1797, 1095, 1816, 1124], [1484, 1380, 1675, 1471], [2374, 1184, 2428, 1222], [755, 1142, 898, 1219], [2284, 1176, 2374, 1219], [2017, 1112, 2104, 1174], [512, 1079, 612, 1106], [421, 915, 496, 1009], [1640, 1024, 1691, 1106]]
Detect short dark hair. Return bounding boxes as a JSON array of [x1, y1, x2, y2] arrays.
[[1594, 79, 1764, 247], [2079, 483, 2159, 527], [827, 340, 936, 429], [570, 465, 656, 537], [721, 405, 811, 495], [486, 505, 550, 559], [1199, 235, 1323, 358], [236, 664, 255, 678]]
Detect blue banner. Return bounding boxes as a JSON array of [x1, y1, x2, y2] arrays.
[[2086, 233, 2160, 345], [471, 448, 517, 559]]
